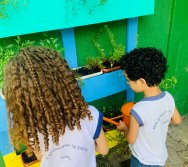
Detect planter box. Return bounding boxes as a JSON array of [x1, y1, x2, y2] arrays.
[[80, 70, 133, 102], [21, 152, 39, 167], [72, 66, 103, 80], [101, 66, 120, 73]]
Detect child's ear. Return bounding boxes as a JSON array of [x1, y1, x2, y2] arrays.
[[139, 78, 147, 88]]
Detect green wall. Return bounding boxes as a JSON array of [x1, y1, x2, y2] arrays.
[[137, 0, 173, 55], [166, 0, 188, 116], [137, 0, 188, 115], [75, 20, 126, 66]]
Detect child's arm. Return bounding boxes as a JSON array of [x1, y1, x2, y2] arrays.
[[117, 115, 139, 144], [95, 128, 109, 155], [171, 106, 182, 125]]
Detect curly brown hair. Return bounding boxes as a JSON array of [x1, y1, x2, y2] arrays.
[[4, 46, 91, 156]]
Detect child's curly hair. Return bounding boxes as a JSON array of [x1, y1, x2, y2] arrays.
[[120, 47, 168, 86], [4, 46, 91, 155]]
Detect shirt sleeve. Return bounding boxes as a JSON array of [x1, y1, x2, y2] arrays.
[[88, 105, 104, 140], [130, 109, 144, 127]]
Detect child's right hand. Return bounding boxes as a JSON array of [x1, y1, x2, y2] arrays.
[[117, 120, 128, 132]]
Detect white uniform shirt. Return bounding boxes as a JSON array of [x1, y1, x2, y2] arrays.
[[38, 105, 103, 167], [129, 91, 175, 166]]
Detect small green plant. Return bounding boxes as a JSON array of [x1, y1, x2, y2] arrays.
[[90, 25, 125, 68], [39, 33, 64, 53], [14, 36, 35, 50], [100, 105, 121, 130], [100, 105, 121, 118], [16, 143, 27, 155], [85, 56, 104, 69], [104, 25, 125, 64], [160, 76, 177, 90]]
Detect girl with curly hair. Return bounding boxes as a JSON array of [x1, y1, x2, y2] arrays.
[[117, 47, 181, 167], [4, 46, 108, 167]]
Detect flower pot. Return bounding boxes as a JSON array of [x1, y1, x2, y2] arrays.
[[121, 102, 135, 127], [101, 66, 120, 73], [21, 152, 39, 167]]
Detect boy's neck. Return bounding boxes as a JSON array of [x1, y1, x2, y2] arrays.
[[143, 86, 162, 98]]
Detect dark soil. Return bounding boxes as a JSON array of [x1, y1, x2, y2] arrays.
[[72, 66, 101, 77], [22, 152, 37, 164], [96, 143, 131, 167], [102, 60, 120, 69]]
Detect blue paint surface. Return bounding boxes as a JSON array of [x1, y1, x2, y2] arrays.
[[81, 70, 131, 102], [0, 0, 154, 38], [0, 97, 13, 156], [61, 29, 78, 68], [0, 131, 13, 156], [126, 17, 138, 52], [0, 97, 8, 132]]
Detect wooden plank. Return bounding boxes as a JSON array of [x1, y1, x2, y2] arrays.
[[80, 70, 130, 102], [0, 0, 154, 38]]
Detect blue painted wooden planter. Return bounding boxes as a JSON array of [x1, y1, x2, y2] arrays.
[[81, 70, 133, 102]]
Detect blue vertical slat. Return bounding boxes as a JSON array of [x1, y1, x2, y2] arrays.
[[0, 97, 13, 156], [0, 97, 7, 132], [126, 17, 138, 53], [61, 28, 78, 68]]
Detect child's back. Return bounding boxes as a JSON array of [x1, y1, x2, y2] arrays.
[[130, 91, 175, 165], [118, 47, 181, 167], [39, 106, 103, 167], [3, 47, 109, 167]]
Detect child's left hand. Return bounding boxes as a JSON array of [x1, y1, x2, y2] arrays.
[[117, 120, 128, 132]]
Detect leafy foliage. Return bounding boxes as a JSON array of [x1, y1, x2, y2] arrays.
[[0, 35, 63, 89], [160, 76, 177, 90], [0, 44, 16, 89], [85, 56, 104, 69], [88, 25, 125, 68]]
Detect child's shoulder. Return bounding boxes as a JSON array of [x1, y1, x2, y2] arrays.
[[132, 101, 146, 111], [133, 91, 174, 109], [88, 105, 103, 119]]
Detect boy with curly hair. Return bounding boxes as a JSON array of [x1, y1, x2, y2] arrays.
[[117, 47, 181, 167]]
